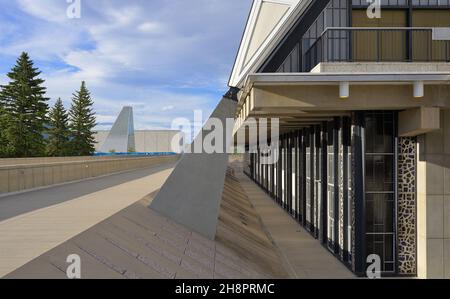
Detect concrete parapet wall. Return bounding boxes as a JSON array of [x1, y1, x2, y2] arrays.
[[0, 156, 130, 166], [0, 155, 179, 195]]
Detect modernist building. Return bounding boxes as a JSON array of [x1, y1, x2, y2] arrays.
[[231, 0, 450, 278], [94, 106, 182, 154]]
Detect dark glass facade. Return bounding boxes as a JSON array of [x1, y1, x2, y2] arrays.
[[364, 112, 396, 273], [245, 112, 410, 276], [260, 0, 450, 73]]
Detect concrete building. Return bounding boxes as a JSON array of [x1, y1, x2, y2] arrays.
[[94, 107, 182, 154], [95, 130, 182, 154], [230, 0, 450, 278]]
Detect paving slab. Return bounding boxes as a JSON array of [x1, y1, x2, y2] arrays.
[[0, 163, 175, 222], [6, 169, 288, 279]]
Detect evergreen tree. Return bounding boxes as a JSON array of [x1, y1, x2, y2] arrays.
[[0, 105, 11, 157], [0, 52, 49, 157], [47, 98, 70, 157], [68, 81, 97, 156]]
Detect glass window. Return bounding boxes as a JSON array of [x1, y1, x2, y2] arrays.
[[364, 111, 396, 274], [365, 194, 395, 233], [365, 155, 394, 192], [365, 112, 394, 154], [306, 134, 312, 228], [292, 147, 297, 215], [301, 0, 349, 70], [412, 0, 450, 6], [327, 125, 336, 249], [273, 163, 275, 195], [297, 134, 302, 218], [314, 128, 322, 235], [346, 122, 353, 263], [282, 148, 285, 205]]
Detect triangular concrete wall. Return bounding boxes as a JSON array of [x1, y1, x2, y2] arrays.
[[149, 97, 237, 239]]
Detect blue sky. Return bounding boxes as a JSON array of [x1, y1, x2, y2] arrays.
[[0, 0, 252, 131]]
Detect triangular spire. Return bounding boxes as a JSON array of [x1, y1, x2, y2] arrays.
[[100, 106, 135, 153]]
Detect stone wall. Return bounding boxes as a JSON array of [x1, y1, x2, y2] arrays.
[[398, 137, 418, 275]]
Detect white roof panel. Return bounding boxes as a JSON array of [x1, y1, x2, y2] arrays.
[[229, 0, 311, 88]]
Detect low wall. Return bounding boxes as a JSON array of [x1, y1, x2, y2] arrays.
[[0, 156, 126, 166], [0, 155, 179, 195]]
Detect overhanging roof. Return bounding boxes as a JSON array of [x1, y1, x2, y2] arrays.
[[248, 72, 450, 84], [240, 72, 450, 100], [228, 0, 312, 88]]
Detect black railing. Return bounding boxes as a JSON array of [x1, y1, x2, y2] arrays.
[[352, 0, 450, 6], [303, 28, 450, 72]]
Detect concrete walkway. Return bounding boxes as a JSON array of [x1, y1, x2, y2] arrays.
[[236, 170, 355, 279], [0, 163, 175, 222], [7, 170, 287, 279], [0, 163, 175, 277]]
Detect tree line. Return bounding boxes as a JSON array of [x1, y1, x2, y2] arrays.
[[0, 52, 97, 158]]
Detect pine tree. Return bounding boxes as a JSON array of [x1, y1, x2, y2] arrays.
[[0, 105, 11, 157], [47, 98, 70, 157], [68, 81, 97, 156], [0, 52, 49, 157]]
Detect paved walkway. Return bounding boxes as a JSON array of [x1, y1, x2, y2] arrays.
[[0, 164, 175, 222], [235, 169, 355, 279], [7, 170, 287, 279], [0, 163, 175, 277]]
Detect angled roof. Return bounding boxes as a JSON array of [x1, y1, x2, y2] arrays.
[[228, 0, 312, 88]]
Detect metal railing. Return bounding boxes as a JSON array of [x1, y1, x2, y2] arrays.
[[303, 27, 450, 71], [352, 0, 450, 6]]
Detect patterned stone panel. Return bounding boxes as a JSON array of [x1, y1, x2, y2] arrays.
[[397, 137, 417, 275], [338, 125, 345, 260], [350, 124, 357, 273]]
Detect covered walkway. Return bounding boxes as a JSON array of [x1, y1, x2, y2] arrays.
[[233, 164, 355, 279]]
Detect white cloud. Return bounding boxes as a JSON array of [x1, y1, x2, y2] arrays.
[[138, 22, 164, 33], [4, 0, 252, 130], [162, 105, 175, 112], [16, 0, 69, 22]]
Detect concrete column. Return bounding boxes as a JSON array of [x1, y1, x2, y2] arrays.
[[417, 109, 450, 279]]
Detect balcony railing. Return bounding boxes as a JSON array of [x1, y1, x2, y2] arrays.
[[303, 28, 450, 72]]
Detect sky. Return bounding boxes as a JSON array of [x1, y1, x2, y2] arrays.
[[0, 0, 252, 134]]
